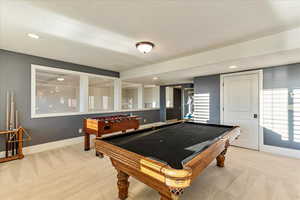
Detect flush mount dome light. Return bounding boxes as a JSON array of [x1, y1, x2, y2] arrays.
[[136, 41, 155, 54]]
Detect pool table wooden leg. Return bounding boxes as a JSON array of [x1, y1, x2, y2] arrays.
[[117, 170, 130, 200], [160, 192, 181, 200], [84, 132, 90, 151], [216, 148, 227, 167], [160, 193, 172, 200]]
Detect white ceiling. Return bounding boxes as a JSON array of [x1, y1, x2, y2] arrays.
[[126, 48, 300, 85], [1, 0, 300, 82]]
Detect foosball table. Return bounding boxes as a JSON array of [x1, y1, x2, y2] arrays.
[[83, 115, 140, 155]]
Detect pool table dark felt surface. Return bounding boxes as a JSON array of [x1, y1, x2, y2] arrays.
[[102, 122, 235, 169]]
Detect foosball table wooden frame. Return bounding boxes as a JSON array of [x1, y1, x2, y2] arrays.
[[83, 115, 140, 154]]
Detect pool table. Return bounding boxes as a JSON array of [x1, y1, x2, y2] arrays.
[[95, 121, 240, 200]]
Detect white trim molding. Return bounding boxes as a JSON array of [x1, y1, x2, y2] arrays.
[[79, 75, 89, 112], [121, 27, 300, 80], [30, 108, 160, 119], [114, 79, 122, 111], [260, 145, 300, 159], [23, 136, 85, 155], [0, 122, 164, 157], [220, 70, 264, 151], [220, 70, 300, 159], [0, 136, 85, 157], [2, 135, 299, 160], [31, 65, 160, 119]]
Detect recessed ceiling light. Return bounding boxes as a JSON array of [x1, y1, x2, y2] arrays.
[[28, 33, 39, 39], [229, 65, 238, 69], [57, 77, 64, 81], [144, 85, 156, 88], [136, 41, 155, 54], [153, 77, 158, 80]]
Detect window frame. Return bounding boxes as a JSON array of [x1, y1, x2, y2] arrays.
[[87, 75, 116, 113], [143, 85, 160, 109], [166, 87, 174, 108], [121, 81, 143, 111], [31, 65, 160, 119]]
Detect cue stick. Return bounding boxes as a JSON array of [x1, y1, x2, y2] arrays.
[[11, 131, 15, 156], [7, 133, 11, 157], [15, 110, 19, 155], [16, 110, 19, 129], [10, 91, 15, 130], [10, 91, 15, 156], [5, 91, 10, 158], [11, 135, 14, 156], [5, 135, 9, 158]]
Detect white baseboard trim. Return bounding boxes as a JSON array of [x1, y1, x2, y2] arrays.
[[0, 122, 164, 157], [0, 136, 86, 157], [1, 136, 300, 161], [25, 136, 86, 155], [260, 144, 300, 159]]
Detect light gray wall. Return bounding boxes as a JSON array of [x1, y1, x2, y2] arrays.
[[0, 49, 160, 150], [263, 64, 300, 150], [194, 75, 220, 124], [194, 64, 300, 151]]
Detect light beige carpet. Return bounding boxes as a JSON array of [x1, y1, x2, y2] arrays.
[[1, 144, 300, 200]]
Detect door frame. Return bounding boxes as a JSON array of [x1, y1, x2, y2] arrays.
[[220, 70, 263, 150]]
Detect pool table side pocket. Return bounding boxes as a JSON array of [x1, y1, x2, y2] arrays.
[[94, 126, 240, 200], [140, 158, 192, 188], [95, 139, 193, 199]]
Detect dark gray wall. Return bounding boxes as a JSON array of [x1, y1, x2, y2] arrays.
[[160, 84, 193, 122], [194, 75, 220, 124], [194, 64, 300, 151], [0, 49, 160, 149], [159, 86, 167, 122]]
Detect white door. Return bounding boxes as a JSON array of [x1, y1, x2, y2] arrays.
[[222, 72, 259, 150]]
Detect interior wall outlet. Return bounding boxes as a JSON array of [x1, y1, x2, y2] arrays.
[[78, 128, 83, 134]]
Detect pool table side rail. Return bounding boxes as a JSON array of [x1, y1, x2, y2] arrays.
[[100, 120, 234, 142], [100, 120, 185, 141], [95, 125, 240, 189], [95, 139, 193, 189], [184, 126, 240, 180]]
